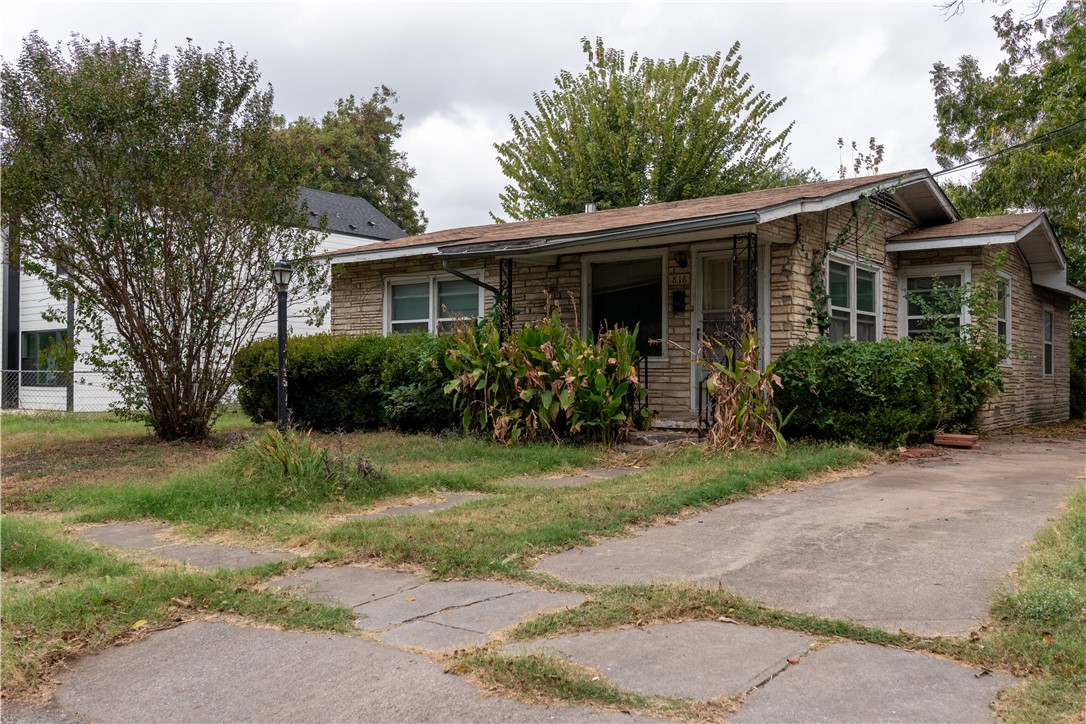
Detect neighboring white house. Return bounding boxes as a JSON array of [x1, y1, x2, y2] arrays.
[[0, 187, 405, 412]]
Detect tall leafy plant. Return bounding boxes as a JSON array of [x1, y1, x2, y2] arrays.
[[696, 310, 790, 453], [444, 314, 649, 444]]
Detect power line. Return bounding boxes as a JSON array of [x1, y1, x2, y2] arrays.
[[932, 115, 1086, 177]]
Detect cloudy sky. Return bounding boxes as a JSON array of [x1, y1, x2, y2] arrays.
[[3, 1, 1027, 231]]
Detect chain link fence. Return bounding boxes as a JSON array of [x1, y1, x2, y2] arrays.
[[1, 370, 123, 413]]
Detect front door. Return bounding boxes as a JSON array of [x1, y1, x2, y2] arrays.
[[692, 243, 759, 410]]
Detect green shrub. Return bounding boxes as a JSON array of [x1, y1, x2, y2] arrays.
[[775, 338, 986, 446], [232, 332, 455, 432], [444, 314, 649, 444]]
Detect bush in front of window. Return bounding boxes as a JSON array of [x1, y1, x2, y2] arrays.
[[232, 332, 456, 432], [775, 338, 986, 446]]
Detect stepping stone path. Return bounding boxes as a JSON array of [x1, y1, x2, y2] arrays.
[[732, 641, 1016, 723], [56, 463, 1022, 723], [506, 620, 811, 700], [79, 522, 294, 570], [505, 621, 1015, 722], [269, 566, 586, 653], [51, 621, 648, 723]]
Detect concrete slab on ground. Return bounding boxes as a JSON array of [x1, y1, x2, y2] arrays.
[[537, 436, 1085, 635], [425, 590, 587, 633], [79, 522, 294, 570], [268, 566, 423, 608], [506, 621, 811, 700], [504, 468, 640, 488], [381, 591, 588, 652], [354, 580, 530, 630], [51, 621, 650, 723], [732, 641, 1016, 723], [348, 491, 488, 519]]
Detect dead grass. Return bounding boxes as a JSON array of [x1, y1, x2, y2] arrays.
[[1009, 418, 1086, 441], [1, 437, 229, 511]]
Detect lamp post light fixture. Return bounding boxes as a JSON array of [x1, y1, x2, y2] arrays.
[[272, 259, 294, 431]]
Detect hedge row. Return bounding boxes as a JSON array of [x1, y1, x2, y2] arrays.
[[775, 338, 998, 447], [232, 332, 456, 432]]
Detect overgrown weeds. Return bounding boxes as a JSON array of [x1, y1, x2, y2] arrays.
[[983, 484, 1086, 721], [694, 309, 790, 453], [323, 444, 872, 578]]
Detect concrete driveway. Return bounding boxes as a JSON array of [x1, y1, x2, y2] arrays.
[[537, 435, 1085, 635]]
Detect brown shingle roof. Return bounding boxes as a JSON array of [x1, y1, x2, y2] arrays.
[[889, 212, 1044, 242], [328, 170, 928, 259]]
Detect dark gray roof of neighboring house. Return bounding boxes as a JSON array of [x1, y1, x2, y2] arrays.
[[298, 187, 406, 240]]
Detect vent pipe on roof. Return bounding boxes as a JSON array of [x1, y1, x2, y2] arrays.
[[585, 203, 597, 213]]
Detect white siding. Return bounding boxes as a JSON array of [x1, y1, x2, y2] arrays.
[[1, 231, 381, 411]]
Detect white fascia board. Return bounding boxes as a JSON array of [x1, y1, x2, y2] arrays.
[[886, 233, 1019, 252], [329, 245, 440, 265], [757, 171, 932, 225], [1034, 275, 1086, 301], [319, 232, 383, 253]]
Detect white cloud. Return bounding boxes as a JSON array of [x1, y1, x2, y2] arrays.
[[3, 0, 1033, 232]]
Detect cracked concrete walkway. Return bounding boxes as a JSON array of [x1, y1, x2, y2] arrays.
[[537, 435, 1085, 635], [270, 565, 586, 652], [504, 620, 1014, 722]]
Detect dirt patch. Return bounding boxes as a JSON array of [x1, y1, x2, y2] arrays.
[[1009, 418, 1086, 441], [386, 460, 471, 475], [1, 436, 228, 510]]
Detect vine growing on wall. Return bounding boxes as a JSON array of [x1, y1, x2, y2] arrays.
[[803, 195, 881, 335]]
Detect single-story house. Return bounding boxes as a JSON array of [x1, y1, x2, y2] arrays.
[[325, 170, 1085, 429], [1, 187, 405, 412]]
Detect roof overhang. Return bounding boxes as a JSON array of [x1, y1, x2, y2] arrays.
[[330, 245, 442, 264], [326, 169, 957, 265], [888, 214, 1086, 301], [757, 171, 957, 226], [435, 211, 760, 261]]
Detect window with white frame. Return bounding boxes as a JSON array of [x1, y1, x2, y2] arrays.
[[901, 267, 968, 339], [996, 274, 1011, 359], [827, 257, 879, 342], [1043, 306, 1054, 376], [386, 274, 481, 333]]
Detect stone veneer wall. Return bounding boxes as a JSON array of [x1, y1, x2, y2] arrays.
[[330, 206, 918, 421], [890, 243, 1071, 428]]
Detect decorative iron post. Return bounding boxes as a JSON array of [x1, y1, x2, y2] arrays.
[[271, 259, 294, 431]]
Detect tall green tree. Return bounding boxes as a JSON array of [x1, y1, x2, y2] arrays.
[[283, 88, 427, 235], [932, 0, 1086, 416], [494, 37, 810, 221], [2, 34, 327, 440], [931, 0, 1085, 285]]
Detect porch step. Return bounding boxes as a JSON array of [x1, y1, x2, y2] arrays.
[[651, 418, 700, 431], [627, 429, 700, 447]]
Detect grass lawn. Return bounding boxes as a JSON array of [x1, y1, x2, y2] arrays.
[[1, 412, 1083, 722]]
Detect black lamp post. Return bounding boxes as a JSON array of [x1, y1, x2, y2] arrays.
[[272, 259, 294, 431]]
